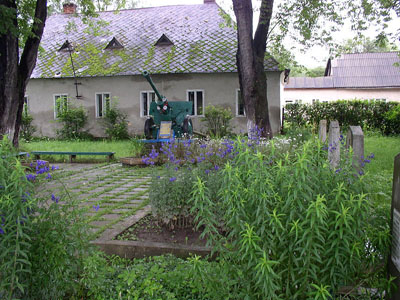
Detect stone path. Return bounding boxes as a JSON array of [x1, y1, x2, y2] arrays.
[[36, 163, 151, 240]]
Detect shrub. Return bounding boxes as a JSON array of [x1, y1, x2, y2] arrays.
[[284, 100, 399, 134], [56, 101, 89, 140], [102, 101, 130, 140], [190, 138, 390, 299], [201, 105, 233, 138], [20, 105, 36, 141], [384, 105, 400, 135], [0, 137, 92, 299]]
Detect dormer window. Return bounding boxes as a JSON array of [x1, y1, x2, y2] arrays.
[[155, 34, 173, 46], [59, 40, 73, 52], [105, 37, 123, 50]]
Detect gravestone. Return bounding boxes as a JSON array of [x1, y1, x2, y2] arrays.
[[328, 120, 340, 169], [345, 126, 364, 169], [319, 120, 327, 143], [389, 153, 400, 300]]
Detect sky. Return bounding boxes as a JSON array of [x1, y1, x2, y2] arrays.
[[136, 0, 399, 68]]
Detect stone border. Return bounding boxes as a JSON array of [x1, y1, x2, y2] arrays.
[[92, 205, 212, 259]]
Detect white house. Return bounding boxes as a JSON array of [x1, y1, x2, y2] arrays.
[[26, 0, 284, 137], [284, 52, 400, 105]]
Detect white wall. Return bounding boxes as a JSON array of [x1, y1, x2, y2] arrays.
[[283, 87, 400, 105], [26, 72, 282, 137]]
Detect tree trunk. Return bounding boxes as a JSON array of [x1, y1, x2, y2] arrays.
[[0, 0, 47, 148], [0, 0, 19, 144], [233, 0, 274, 138]]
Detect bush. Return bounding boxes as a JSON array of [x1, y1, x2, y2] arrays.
[[20, 105, 36, 141], [201, 105, 233, 138], [384, 105, 400, 135], [56, 102, 89, 140], [284, 100, 399, 134], [102, 101, 130, 140], [0, 137, 92, 299], [190, 138, 390, 299]]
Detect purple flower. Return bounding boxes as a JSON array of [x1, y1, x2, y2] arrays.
[[368, 153, 375, 159], [26, 174, 36, 182], [174, 167, 179, 171], [358, 170, 364, 176], [26, 153, 30, 158], [46, 173, 52, 180], [205, 169, 210, 175], [169, 177, 177, 182], [93, 204, 100, 212], [200, 144, 207, 148], [51, 194, 60, 203], [335, 168, 342, 174], [214, 165, 220, 171], [157, 176, 161, 179], [364, 159, 371, 163], [0, 226, 4, 235], [51, 165, 59, 171]]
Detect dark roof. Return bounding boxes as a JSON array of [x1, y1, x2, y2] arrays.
[[286, 52, 400, 89], [32, 3, 280, 79]]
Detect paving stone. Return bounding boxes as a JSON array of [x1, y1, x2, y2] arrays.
[[112, 208, 132, 214], [100, 214, 121, 220], [90, 220, 111, 228]]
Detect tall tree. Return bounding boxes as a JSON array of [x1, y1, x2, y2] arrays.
[[232, 0, 399, 138]]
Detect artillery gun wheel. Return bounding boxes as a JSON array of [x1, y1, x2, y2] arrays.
[[182, 116, 193, 136], [144, 118, 155, 139]]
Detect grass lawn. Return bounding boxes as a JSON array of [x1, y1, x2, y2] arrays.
[[19, 139, 145, 162]]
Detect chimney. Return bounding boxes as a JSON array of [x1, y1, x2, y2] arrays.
[[204, 0, 215, 3], [63, 3, 77, 14]]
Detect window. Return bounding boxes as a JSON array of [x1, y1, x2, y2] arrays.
[[54, 94, 68, 119], [236, 89, 245, 116], [187, 90, 204, 116], [96, 93, 111, 118], [312, 99, 320, 104], [140, 91, 156, 117]]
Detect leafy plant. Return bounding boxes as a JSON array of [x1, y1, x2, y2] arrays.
[[201, 105, 233, 138], [190, 138, 390, 299], [0, 137, 93, 299], [384, 105, 400, 135], [102, 100, 130, 140], [20, 105, 36, 141], [56, 100, 90, 140], [284, 100, 399, 134]]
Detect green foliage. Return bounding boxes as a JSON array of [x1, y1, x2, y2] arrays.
[[0, 137, 92, 299], [20, 105, 36, 141], [102, 101, 130, 140], [0, 137, 34, 299], [56, 100, 91, 140], [190, 138, 390, 299], [384, 105, 400, 135], [284, 100, 399, 134], [78, 252, 237, 300], [333, 36, 399, 57], [26, 190, 92, 299], [201, 105, 233, 138]]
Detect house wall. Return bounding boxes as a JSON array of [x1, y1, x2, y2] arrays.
[[26, 72, 282, 137], [283, 87, 400, 104]]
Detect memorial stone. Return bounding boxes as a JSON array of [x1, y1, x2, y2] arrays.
[[319, 120, 327, 143], [345, 126, 364, 169], [328, 120, 340, 169]]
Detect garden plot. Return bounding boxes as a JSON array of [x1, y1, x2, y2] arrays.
[[35, 163, 151, 239]]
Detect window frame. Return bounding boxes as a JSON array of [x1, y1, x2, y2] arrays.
[[186, 89, 205, 116], [140, 91, 156, 117], [236, 89, 246, 117], [53, 94, 69, 119], [95, 92, 111, 118]]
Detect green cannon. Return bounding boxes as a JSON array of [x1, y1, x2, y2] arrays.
[[142, 71, 193, 140]]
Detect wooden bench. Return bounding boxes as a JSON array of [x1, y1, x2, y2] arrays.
[[1, 152, 29, 159], [30, 151, 115, 163]]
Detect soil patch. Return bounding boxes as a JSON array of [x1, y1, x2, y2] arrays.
[[115, 214, 207, 247]]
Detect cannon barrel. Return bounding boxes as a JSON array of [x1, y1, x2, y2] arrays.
[[142, 70, 164, 102]]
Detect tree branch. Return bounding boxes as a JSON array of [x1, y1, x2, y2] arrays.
[[18, 0, 47, 86]]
